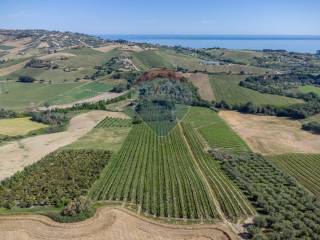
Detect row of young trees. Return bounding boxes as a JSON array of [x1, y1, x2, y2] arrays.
[[0, 108, 17, 119], [210, 150, 320, 239], [215, 100, 320, 119], [0, 150, 111, 209], [90, 123, 220, 220]]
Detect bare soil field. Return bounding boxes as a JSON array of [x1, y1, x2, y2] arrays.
[[219, 111, 320, 155], [121, 44, 144, 52], [0, 111, 109, 181], [0, 60, 28, 76], [3, 37, 32, 48], [0, 207, 235, 240], [0, 37, 33, 61], [186, 72, 215, 101], [94, 44, 120, 53]]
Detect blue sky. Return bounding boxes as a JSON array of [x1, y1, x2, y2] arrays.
[[0, 0, 319, 35]]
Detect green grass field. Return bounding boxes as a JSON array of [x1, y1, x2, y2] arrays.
[[47, 81, 113, 105], [182, 107, 249, 153], [270, 154, 320, 197], [205, 49, 263, 65], [209, 73, 303, 106], [156, 49, 203, 70], [0, 45, 15, 50], [157, 49, 269, 75], [298, 85, 320, 95], [0, 81, 112, 110], [131, 50, 173, 69], [61, 48, 120, 68], [65, 128, 131, 152], [0, 117, 47, 136]]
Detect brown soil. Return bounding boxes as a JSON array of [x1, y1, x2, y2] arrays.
[[185, 73, 215, 101], [0, 60, 28, 77], [219, 111, 320, 155], [120, 44, 144, 52], [0, 207, 236, 240], [0, 111, 109, 181], [2, 37, 32, 48], [38, 52, 76, 60], [138, 68, 186, 83], [94, 44, 120, 53]]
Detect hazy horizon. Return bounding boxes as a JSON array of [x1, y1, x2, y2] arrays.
[[1, 0, 320, 35]]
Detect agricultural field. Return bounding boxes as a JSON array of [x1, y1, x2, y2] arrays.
[[205, 48, 264, 65], [0, 117, 47, 136], [90, 123, 219, 220], [66, 115, 132, 152], [0, 207, 235, 240], [1, 48, 120, 83], [0, 110, 108, 181], [90, 106, 254, 221], [183, 107, 249, 153], [212, 150, 320, 239], [270, 153, 320, 196], [0, 45, 15, 50], [209, 73, 303, 106], [185, 73, 215, 101], [0, 149, 111, 208], [298, 85, 320, 95], [157, 48, 270, 75], [95, 116, 132, 128], [131, 50, 173, 69], [3, 29, 320, 240], [0, 81, 113, 110], [220, 111, 320, 155]]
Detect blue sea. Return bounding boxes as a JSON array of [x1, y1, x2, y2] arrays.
[[99, 35, 320, 54]]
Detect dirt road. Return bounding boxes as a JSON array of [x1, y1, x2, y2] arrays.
[[0, 111, 109, 181], [0, 207, 236, 240]]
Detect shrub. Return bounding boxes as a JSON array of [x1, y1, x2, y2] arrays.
[[62, 196, 93, 217], [18, 75, 35, 83]]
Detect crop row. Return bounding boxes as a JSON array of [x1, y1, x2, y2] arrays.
[[95, 117, 132, 128], [180, 122, 255, 219], [90, 123, 219, 220], [182, 107, 249, 153], [270, 153, 320, 197], [0, 150, 111, 208]]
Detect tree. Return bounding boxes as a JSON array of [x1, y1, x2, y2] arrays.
[[18, 75, 35, 83]]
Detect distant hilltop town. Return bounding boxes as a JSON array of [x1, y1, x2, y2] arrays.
[[316, 50, 320, 55]]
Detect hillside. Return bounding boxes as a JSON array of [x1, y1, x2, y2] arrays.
[[1, 29, 320, 240]]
